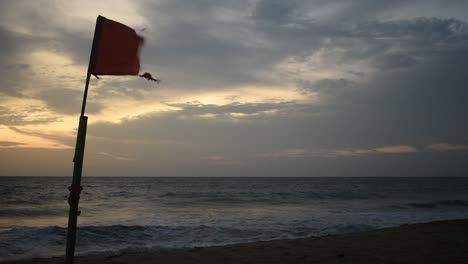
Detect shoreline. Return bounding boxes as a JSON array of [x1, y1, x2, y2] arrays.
[[2, 218, 468, 264]]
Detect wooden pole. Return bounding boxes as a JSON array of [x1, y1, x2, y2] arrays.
[[65, 16, 103, 264], [65, 115, 87, 264]]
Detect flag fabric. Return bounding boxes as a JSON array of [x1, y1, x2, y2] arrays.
[[139, 72, 160, 82], [91, 16, 144, 76]]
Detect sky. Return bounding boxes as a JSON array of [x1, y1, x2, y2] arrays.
[[0, 0, 467, 176]]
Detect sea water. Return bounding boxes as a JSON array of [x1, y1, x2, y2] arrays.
[[1, 177, 468, 261]]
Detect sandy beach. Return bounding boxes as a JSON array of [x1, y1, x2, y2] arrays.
[[2, 219, 467, 264]]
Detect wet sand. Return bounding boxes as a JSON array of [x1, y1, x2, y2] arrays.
[[2, 219, 468, 264]]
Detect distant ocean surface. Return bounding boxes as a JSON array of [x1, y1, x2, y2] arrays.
[[2, 177, 468, 261]]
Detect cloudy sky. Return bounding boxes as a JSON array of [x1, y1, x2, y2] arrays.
[[1, 0, 467, 176]]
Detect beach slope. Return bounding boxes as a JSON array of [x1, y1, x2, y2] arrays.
[[2, 219, 467, 264]]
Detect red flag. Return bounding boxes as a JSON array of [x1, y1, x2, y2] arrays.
[[91, 16, 144, 76]]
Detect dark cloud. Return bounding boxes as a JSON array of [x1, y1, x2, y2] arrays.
[[0, 27, 23, 62], [7, 126, 74, 148], [92, 78, 158, 100], [0, 28, 36, 96], [163, 101, 301, 117], [84, 9, 468, 175], [1, 1, 468, 176], [298, 79, 356, 96], [137, 1, 468, 93], [373, 54, 419, 70], [0, 141, 24, 147], [253, 0, 297, 24], [0, 106, 61, 126], [3, 63, 30, 70], [350, 18, 468, 41], [37, 89, 103, 115], [2, 2, 466, 94], [318, 46, 468, 148], [85, 17, 468, 175]]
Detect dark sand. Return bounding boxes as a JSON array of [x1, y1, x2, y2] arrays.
[[2, 219, 468, 264]]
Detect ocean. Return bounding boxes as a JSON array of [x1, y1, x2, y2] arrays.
[[1, 177, 468, 261]]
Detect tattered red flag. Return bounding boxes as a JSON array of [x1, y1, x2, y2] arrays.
[[91, 16, 144, 76], [139, 72, 160, 82]]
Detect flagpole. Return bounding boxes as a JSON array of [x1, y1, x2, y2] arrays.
[[65, 16, 103, 264]]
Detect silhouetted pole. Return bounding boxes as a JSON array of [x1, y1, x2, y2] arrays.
[[65, 16, 103, 264]]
